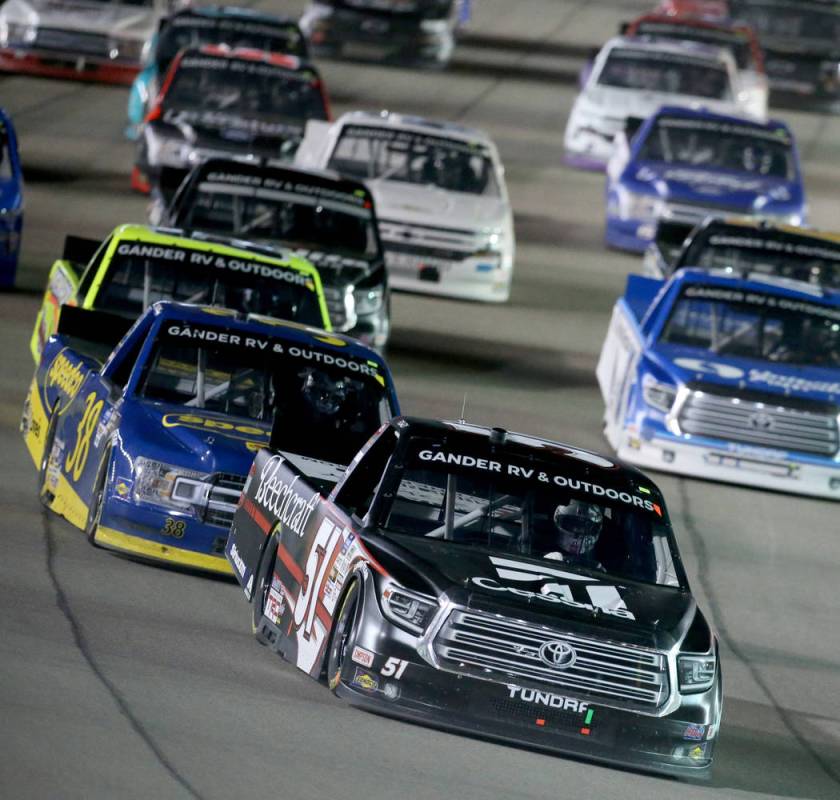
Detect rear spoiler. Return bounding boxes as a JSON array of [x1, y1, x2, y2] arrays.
[[268, 438, 347, 497], [56, 305, 134, 352], [653, 220, 695, 272], [62, 234, 101, 267]]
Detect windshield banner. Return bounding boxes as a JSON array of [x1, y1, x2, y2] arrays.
[[707, 234, 840, 262], [683, 284, 840, 322], [656, 116, 791, 145], [341, 124, 490, 157], [414, 449, 663, 516], [162, 323, 383, 379], [114, 241, 315, 288]]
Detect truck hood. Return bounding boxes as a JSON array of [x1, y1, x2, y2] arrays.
[[11, 0, 158, 38], [582, 85, 740, 121], [381, 534, 694, 648], [123, 400, 269, 475], [123, 400, 347, 485], [369, 179, 508, 231], [627, 161, 800, 211], [647, 342, 840, 403]]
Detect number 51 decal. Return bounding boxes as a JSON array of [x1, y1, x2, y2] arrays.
[[381, 657, 408, 679]]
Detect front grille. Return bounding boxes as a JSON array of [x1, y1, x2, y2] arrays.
[[379, 219, 483, 258], [764, 53, 820, 88], [679, 387, 839, 456], [665, 199, 751, 223], [203, 473, 246, 529], [385, 241, 471, 261], [35, 28, 109, 57], [433, 609, 669, 712], [323, 285, 349, 330]]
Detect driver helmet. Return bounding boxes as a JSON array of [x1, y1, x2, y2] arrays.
[[552, 500, 603, 558], [302, 369, 348, 416]]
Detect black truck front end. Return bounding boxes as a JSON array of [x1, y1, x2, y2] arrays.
[[334, 573, 722, 780]]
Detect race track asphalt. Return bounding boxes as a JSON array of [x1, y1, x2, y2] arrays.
[[1, 1, 839, 798]]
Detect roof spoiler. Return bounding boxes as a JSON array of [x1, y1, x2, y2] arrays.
[[56, 305, 134, 351], [62, 234, 101, 267]]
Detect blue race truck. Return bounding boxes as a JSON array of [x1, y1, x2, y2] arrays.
[[21, 301, 399, 573], [597, 268, 840, 498]]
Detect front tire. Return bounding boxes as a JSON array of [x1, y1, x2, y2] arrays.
[[251, 538, 277, 645], [325, 579, 361, 693], [85, 449, 110, 545]]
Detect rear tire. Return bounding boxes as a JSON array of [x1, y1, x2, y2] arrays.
[[251, 538, 277, 645], [325, 580, 361, 693], [37, 413, 59, 509]]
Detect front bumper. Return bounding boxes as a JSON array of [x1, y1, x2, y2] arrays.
[[385, 247, 512, 303], [95, 495, 234, 575], [0, 47, 138, 84], [336, 616, 717, 779], [605, 214, 657, 254], [302, 7, 454, 65], [615, 429, 840, 501]]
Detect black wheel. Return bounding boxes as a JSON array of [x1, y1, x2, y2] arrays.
[[325, 579, 361, 693], [251, 538, 277, 645], [85, 450, 110, 545], [37, 412, 59, 509]]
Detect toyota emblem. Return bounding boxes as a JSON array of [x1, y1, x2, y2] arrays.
[[538, 640, 577, 669], [748, 412, 774, 431]]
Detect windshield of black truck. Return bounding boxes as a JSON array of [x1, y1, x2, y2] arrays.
[[180, 177, 379, 260], [661, 284, 840, 368], [732, 1, 840, 43], [328, 125, 500, 196], [163, 55, 327, 122], [681, 231, 840, 288], [597, 48, 731, 99], [140, 326, 391, 463], [636, 117, 793, 179], [157, 19, 306, 72], [95, 242, 325, 327], [380, 441, 681, 587]]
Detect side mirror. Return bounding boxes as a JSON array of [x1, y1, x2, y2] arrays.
[[607, 131, 630, 180]]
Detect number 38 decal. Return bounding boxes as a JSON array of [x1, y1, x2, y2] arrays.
[[65, 391, 104, 482]]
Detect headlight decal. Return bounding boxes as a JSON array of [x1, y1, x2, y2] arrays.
[[677, 654, 716, 693], [380, 581, 438, 634], [133, 456, 208, 513]]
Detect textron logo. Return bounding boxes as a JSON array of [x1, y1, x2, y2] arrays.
[[469, 556, 636, 620]]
